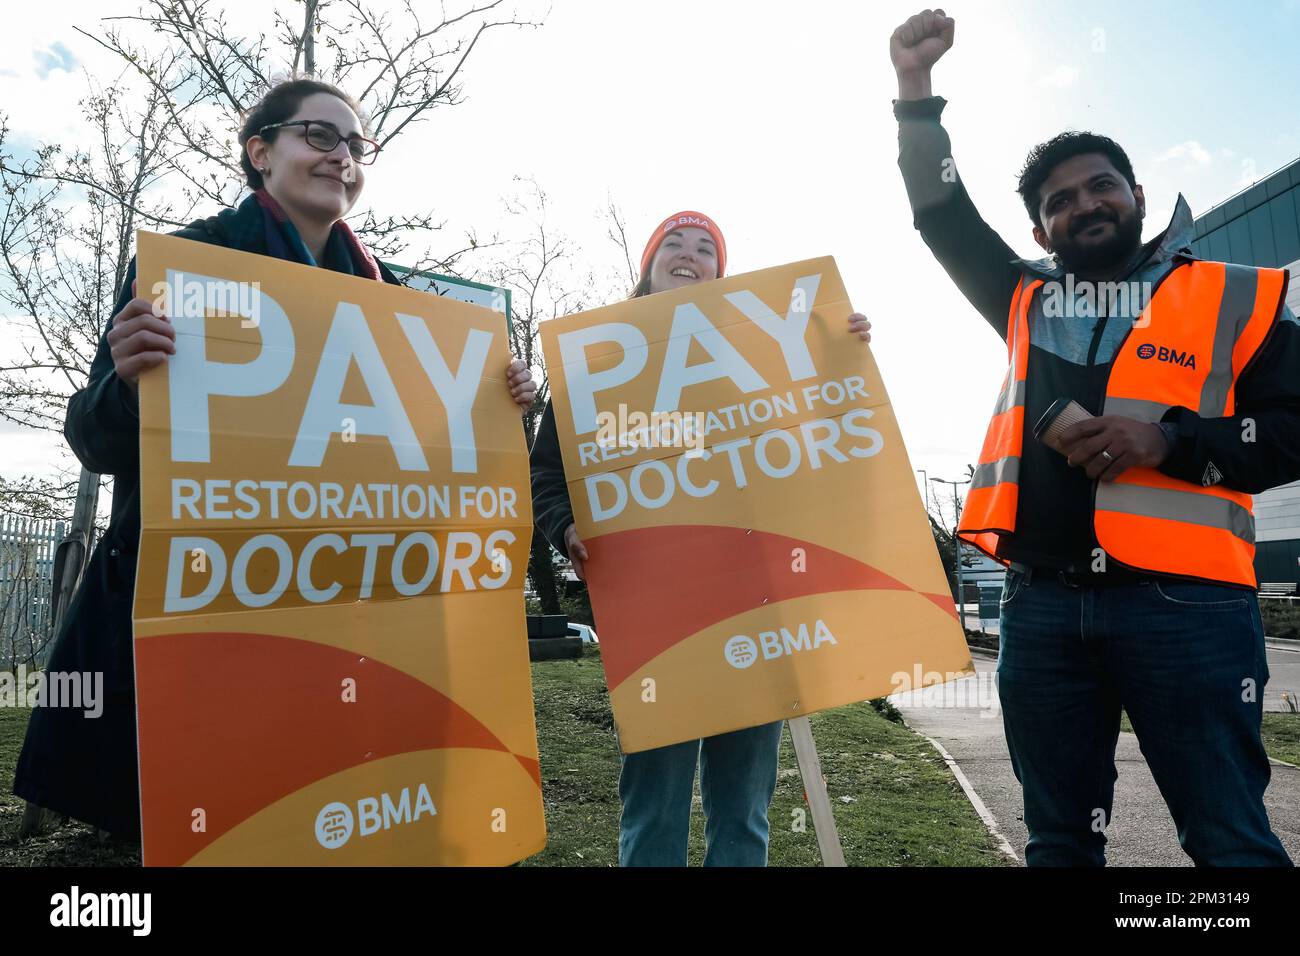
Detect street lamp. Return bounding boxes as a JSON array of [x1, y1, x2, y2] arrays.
[[931, 475, 972, 629], [916, 469, 929, 513]]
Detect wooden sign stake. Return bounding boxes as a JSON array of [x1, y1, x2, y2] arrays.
[[788, 716, 846, 867]]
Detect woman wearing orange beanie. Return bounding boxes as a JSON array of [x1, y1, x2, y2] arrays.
[[529, 211, 871, 866]]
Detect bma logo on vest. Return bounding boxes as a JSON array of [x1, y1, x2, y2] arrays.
[[314, 784, 437, 849], [724, 619, 838, 669], [1136, 342, 1196, 369]]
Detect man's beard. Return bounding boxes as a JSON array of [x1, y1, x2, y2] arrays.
[[1053, 210, 1143, 275]]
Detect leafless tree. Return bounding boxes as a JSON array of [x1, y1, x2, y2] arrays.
[[491, 178, 603, 424], [482, 177, 609, 614], [925, 465, 977, 604], [487, 191, 648, 615], [0, 73, 179, 514], [0, 0, 542, 516], [604, 197, 639, 293]]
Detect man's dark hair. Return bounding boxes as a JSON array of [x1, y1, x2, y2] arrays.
[[238, 77, 369, 191], [1016, 131, 1138, 228]]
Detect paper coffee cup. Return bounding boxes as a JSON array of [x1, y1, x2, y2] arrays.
[[1033, 398, 1094, 454]]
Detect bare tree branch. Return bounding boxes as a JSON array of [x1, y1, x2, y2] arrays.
[[1, 0, 547, 527], [604, 196, 639, 292]]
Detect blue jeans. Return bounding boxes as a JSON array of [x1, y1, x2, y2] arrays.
[[617, 721, 783, 867], [997, 568, 1291, 866]]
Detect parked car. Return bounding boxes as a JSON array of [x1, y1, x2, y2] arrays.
[[567, 623, 598, 645]]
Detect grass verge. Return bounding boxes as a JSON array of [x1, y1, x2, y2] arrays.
[[1119, 711, 1298, 766], [1262, 713, 1300, 766], [2, 648, 1008, 867], [523, 647, 1006, 866]]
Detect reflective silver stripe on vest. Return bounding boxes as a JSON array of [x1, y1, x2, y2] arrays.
[[992, 279, 1029, 417], [1199, 265, 1259, 417], [1009, 276, 1025, 348], [971, 456, 1020, 490], [1102, 396, 1170, 423], [993, 378, 1026, 417], [1096, 482, 1255, 545]]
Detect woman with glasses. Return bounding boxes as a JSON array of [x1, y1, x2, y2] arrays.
[[13, 78, 537, 841]]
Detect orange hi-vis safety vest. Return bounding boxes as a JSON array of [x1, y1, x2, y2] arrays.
[[958, 260, 1289, 587]]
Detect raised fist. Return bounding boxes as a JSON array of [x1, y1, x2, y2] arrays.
[[890, 9, 956, 78]]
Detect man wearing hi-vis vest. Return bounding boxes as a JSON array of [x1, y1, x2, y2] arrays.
[[891, 9, 1298, 866]]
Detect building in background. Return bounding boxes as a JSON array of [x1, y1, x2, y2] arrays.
[[1191, 156, 1300, 587]]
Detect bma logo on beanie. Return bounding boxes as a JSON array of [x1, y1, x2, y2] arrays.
[[663, 214, 712, 234], [640, 209, 728, 279]]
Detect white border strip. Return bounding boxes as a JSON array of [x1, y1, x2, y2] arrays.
[[922, 733, 1020, 864]]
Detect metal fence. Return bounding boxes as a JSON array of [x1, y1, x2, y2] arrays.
[[0, 514, 72, 670]]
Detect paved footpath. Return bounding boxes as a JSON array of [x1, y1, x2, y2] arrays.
[[891, 649, 1300, 866]]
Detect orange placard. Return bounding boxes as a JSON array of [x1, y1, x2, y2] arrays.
[[540, 257, 972, 752], [133, 232, 543, 865]]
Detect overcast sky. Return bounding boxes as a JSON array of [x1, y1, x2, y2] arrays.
[[5, 0, 1300, 514]]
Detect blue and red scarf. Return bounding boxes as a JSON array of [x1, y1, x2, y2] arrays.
[[253, 188, 382, 281]]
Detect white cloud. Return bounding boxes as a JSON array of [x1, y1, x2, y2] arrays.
[[1153, 140, 1213, 166], [1039, 64, 1079, 88], [1232, 157, 1262, 191]]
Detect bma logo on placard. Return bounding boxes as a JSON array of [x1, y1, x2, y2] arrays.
[[1136, 342, 1197, 368], [724, 620, 838, 669], [724, 636, 759, 669], [316, 802, 354, 848], [314, 784, 437, 849]]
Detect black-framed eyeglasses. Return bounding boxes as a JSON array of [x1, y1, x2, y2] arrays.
[[259, 120, 381, 165]]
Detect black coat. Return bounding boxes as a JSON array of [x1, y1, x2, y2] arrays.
[[13, 197, 399, 836]]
